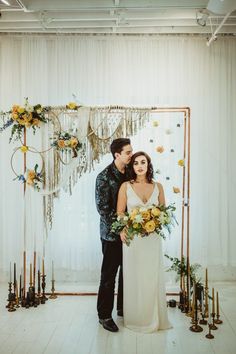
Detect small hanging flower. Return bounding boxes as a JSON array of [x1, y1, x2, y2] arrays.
[[156, 146, 164, 153], [66, 102, 81, 110], [178, 159, 185, 167], [152, 121, 159, 127], [173, 187, 180, 194]]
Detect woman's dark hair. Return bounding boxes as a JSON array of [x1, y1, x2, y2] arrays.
[[110, 138, 131, 159], [129, 151, 154, 183]]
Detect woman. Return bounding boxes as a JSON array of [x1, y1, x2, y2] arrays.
[[117, 151, 171, 333]]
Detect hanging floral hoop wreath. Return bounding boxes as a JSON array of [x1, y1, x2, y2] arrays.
[[10, 146, 45, 191]]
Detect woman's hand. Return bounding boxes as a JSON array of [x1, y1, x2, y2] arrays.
[[120, 229, 127, 243]]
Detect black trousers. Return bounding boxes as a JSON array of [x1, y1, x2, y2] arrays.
[[97, 240, 123, 320]]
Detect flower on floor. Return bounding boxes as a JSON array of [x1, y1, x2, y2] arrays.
[[66, 102, 81, 110], [0, 98, 49, 142], [51, 131, 82, 158], [14, 164, 44, 191], [111, 204, 177, 246]]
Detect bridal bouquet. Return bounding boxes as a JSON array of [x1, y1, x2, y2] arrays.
[[111, 204, 177, 246]]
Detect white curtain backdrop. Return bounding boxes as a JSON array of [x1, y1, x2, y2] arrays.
[[0, 34, 236, 286]]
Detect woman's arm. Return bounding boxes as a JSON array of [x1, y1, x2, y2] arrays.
[[157, 182, 166, 206], [117, 182, 128, 243], [117, 182, 127, 215]]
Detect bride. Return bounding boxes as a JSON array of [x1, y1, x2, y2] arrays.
[[117, 151, 171, 333]]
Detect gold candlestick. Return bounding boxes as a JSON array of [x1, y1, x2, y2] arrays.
[[42, 258, 45, 276], [30, 263, 32, 286], [212, 288, 215, 315], [33, 251, 36, 288], [215, 291, 223, 324]]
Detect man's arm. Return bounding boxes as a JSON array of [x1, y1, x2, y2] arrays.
[[95, 172, 115, 220]]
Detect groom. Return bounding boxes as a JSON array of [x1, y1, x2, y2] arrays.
[[95, 138, 133, 332]]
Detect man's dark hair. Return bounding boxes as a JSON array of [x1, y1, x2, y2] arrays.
[[110, 138, 131, 159]]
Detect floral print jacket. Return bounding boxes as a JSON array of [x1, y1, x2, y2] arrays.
[[95, 161, 128, 242]]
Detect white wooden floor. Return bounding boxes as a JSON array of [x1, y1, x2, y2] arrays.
[[0, 282, 236, 354]]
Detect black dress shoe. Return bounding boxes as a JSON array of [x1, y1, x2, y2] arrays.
[[117, 309, 123, 317], [99, 318, 119, 332]]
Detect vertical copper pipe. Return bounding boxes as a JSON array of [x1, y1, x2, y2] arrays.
[[186, 108, 191, 312], [180, 110, 187, 295], [23, 127, 26, 298]]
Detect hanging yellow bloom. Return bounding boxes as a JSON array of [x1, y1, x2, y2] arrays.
[[66, 102, 77, 110], [156, 146, 164, 153], [173, 187, 180, 194], [178, 159, 185, 167], [152, 121, 159, 127], [20, 145, 28, 153], [26, 178, 34, 186], [32, 118, 40, 126]]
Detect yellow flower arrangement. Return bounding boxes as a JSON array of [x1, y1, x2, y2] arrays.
[[66, 102, 81, 110], [1, 98, 48, 142], [52, 131, 82, 158], [112, 204, 177, 246]]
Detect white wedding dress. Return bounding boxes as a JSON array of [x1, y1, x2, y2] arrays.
[[123, 182, 171, 333]]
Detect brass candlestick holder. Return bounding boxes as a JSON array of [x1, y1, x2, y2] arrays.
[[210, 312, 218, 330], [49, 279, 57, 299], [40, 274, 48, 304], [206, 322, 214, 339], [189, 284, 203, 333], [6, 282, 16, 312]]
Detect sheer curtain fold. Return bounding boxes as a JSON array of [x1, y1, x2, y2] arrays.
[[0, 34, 236, 282]]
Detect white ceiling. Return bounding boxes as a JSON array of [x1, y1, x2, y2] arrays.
[[0, 0, 236, 34]]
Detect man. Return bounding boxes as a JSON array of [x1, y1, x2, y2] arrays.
[[95, 138, 133, 332]]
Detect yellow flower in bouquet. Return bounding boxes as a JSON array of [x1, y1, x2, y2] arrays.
[[143, 220, 156, 233], [17, 107, 25, 114], [151, 207, 161, 217], [130, 208, 139, 220], [141, 210, 151, 220], [26, 178, 34, 186]]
